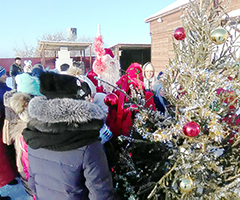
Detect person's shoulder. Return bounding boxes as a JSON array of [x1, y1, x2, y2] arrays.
[[10, 63, 17, 67], [6, 85, 11, 91], [84, 141, 105, 158], [0, 83, 11, 94], [16, 72, 31, 78]]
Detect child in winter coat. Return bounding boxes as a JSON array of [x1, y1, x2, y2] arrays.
[[22, 72, 115, 200]]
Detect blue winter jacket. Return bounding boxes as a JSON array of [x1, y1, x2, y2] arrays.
[[0, 83, 11, 126]]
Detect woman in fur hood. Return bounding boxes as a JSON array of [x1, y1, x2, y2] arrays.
[[22, 72, 115, 200], [3, 90, 37, 199]]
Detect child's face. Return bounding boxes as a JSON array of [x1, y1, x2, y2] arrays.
[[145, 70, 154, 79]]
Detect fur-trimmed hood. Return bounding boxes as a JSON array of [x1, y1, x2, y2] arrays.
[[10, 92, 32, 115], [28, 96, 105, 124], [3, 89, 17, 107], [4, 90, 32, 123]]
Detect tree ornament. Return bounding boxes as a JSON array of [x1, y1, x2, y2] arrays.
[[183, 121, 200, 137], [210, 27, 229, 45], [179, 177, 194, 193], [173, 27, 186, 41], [143, 114, 149, 122], [104, 93, 118, 107]]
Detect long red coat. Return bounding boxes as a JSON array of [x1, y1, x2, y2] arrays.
[[0, 135, 17, 187], [0, 82, 17, 188]]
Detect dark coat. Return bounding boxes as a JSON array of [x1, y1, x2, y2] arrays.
[[23, 96, 115, 200], [10, 63, 22, 89], [0, 82, 17, 188], [10, 63, 22, 77], [0, 83, 11, 126]]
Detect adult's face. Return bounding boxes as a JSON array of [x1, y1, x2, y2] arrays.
[[145, 70, 154, 79], [15, 59, 21, 65]]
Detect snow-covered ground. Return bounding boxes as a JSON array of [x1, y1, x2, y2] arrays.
[[0, 177, 32, 200]]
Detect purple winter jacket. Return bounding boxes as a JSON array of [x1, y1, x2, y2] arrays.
[[23, 96, 115, 200], [27, 141, 113, 200]]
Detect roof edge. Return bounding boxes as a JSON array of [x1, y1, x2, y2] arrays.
[[108, 43, 151, 49], [144, 0, 190, 23]]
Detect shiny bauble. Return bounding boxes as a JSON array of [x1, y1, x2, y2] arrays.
[[183, 121, 200, 137], [210, 28, 229, 45], [173, 27, 186, 41], [104, 93, 118, 107], [179, 177, 194, 193]]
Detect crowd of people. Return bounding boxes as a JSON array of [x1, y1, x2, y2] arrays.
[[0, 49, 165, 199]]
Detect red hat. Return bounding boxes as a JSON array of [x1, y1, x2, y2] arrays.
[[104, 48, 114, 58]]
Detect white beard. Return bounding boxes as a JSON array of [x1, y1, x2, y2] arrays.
[[94, 54, 121, 93]]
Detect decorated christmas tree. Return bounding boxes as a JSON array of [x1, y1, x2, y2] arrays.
[[112, 0, 240, 199]]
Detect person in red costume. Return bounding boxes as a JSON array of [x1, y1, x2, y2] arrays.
[[87, 26, 120, 93], [106, 63, 156, 137], [87, 48, 120, 93]]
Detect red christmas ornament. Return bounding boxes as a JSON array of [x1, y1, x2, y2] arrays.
[[183, 121, 200, 137], [104, 93, 118, 107], [174, 27, 186, 41]]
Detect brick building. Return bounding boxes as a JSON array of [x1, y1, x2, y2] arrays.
[[145, 0, 240, 73]]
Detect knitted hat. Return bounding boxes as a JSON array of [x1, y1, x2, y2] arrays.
[[32, 68, 44, 78], [15, 73, 42, 96], [0, 66, 6, 77], [39, 72, 91, 100], [32, 64, 44, 71]]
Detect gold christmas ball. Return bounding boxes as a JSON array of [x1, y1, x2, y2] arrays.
[[210, 28, 229, 45], [179, 177, 194, 193]]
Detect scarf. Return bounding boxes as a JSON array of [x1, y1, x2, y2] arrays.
[[23, 119, 103, 151]]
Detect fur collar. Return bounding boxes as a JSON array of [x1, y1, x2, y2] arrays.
[[10, 92, 32, 114], [28, 96, 105, 123], [4, 89, 17, 107]]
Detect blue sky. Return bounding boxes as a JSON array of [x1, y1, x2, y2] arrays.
[[0, 0, 176, 58]]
